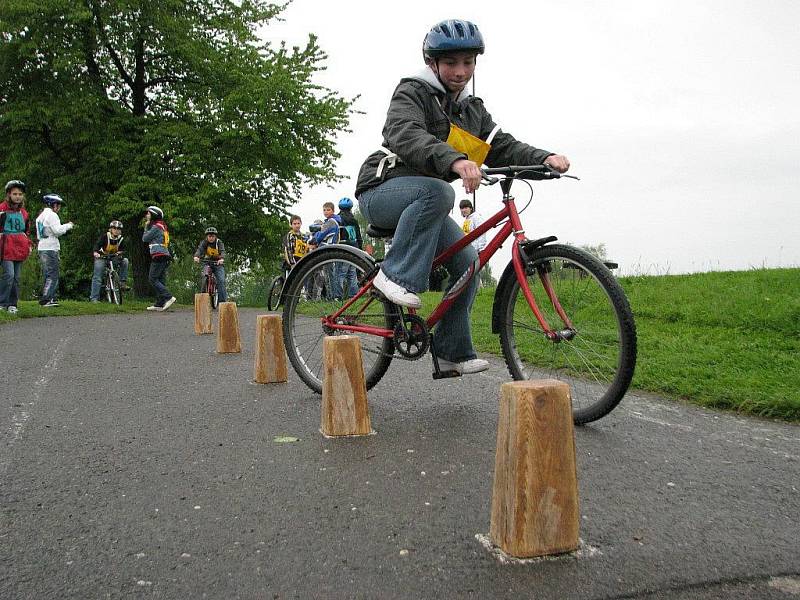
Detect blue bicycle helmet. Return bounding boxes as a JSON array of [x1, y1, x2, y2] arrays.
[[43, 194, 65, 206], [338, 197, 353, 210], [423, 19, 485, 62]]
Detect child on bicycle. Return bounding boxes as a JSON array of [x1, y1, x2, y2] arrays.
[[90, 220, 129, 302], [142, 205, 176, 311], [354, 19, 570, 375], [0, 180, 34, 314], [193, 227, 227, 302]]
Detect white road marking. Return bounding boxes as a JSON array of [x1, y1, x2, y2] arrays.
[[0, 337, 70, 479]]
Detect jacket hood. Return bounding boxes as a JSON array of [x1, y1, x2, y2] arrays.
[[404, 67, 472, 104]]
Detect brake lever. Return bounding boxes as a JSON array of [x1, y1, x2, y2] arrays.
[[481, 173, 500, 185]]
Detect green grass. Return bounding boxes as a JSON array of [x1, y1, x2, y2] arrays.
[[0, 299, 183, 321], [422, 267, 800, 421]]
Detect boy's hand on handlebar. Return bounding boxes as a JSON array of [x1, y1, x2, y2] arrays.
[[216, 259, 224, 265], [451, 158, 482, 194], [93, 252, 101, 259], [193, 256, 200, 263], [544, 154, 570, 173]]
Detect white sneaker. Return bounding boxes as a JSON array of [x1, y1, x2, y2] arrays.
[[146, 305, 159, 311], [372, 269, 421, 309], [162, 297, 177, 311], [7, 306, 18, 314], [438, 357, 490, 375]]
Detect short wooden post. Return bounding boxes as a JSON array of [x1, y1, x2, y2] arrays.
[[489, 380, 579, 558], [194, 293, 213, 334], [216, 302, 242, 353], [254, 314, 287, 383], [321, 336, 372, 437]]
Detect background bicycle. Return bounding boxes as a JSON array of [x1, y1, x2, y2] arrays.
[[99, 252, 124, 305], [280, 166, 637, 424]]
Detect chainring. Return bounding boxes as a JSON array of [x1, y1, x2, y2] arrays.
[[393, 314, 430, 359]]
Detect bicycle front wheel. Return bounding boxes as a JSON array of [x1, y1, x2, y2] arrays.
[[268, 276, 285, 311], [498, 244, 637, 424], [282, 248, 394, 394], [108, 271, 123, 305]]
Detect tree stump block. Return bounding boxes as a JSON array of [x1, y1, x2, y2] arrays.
[[489, 380, 579, 558], [216, 302, 242, 353], [254, 314, 287, 383], [194, 293, 213, 335], [321, 336, 372, 437]]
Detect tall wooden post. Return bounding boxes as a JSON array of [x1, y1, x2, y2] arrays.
[[194, 293, 213, 334], [489, 380, 579, 558], [216, 302, 242, 353], [321, 336, 372, 437], [254, 314, 287, 383]]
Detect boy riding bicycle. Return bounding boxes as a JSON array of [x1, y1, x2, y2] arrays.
[[193, 227, 227, 303], [354, 19, 569, 375], [90, 220, 129, 302]]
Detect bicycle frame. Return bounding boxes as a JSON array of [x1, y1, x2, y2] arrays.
[[324, 184, 571, 341]]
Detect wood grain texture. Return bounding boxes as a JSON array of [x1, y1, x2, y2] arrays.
[[216, 302, 242, 353], [489, 380, 579, 557], [321, 336, 371, 436], [194, 293, 213, 335], [253, 314, 287, 383]]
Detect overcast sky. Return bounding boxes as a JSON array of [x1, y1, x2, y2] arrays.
[[260, 0, 800, 275]]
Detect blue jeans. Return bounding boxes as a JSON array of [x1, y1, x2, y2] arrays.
[[209, 264, 227, 302], [338, 262, 358, 298], [90, 256, 129, 300], [358, 176, 480, 363], [39, 250, 60, 304], [0, 260, 22, 308], [148, 259, 172, 305]]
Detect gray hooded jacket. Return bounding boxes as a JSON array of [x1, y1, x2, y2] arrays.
[[355, 67, 553, 197]]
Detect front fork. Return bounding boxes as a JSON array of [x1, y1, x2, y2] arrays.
[[512, 239, 576, 341]]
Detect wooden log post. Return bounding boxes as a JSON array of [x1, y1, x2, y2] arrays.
[[489, 380, 579, 558], [216, 302, 242, 353], [321, 335, 372, 437], [194, 293, 213, 335], [253, 314, 287, 383]]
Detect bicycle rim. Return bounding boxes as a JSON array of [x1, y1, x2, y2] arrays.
[[282, 250, 393, 394], [499, 245, 637, 424]]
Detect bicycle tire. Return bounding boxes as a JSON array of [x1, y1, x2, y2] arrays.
[[267, 276, 285, 311], [497, 244, 637, 424], [209, 278, 219, 309], [282, 248, 394, 394], [109, 271, 123, 305]]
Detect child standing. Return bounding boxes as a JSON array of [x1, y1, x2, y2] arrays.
[[142, 206, 176, 311], [35, 194, 75, 307], [0, 180, 33, 314], [458, 199, 486, 252]]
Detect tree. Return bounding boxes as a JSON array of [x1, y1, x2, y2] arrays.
[[0, 0, 353, 296]]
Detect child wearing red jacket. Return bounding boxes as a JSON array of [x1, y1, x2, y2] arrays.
[[0, 180, 34, 314]]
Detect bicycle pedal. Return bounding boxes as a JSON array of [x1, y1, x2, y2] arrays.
[[432, 369, 461, 380]]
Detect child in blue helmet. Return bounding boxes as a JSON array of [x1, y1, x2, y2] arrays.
[[354, 19, 570, 375], [336, 197, 362, 297], [35, 194, 75, 307]]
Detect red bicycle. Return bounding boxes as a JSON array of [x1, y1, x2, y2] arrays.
[[200, 259, 219, 309], [281, 166, 637, 424]]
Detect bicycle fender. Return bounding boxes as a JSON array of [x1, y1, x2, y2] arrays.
[[280, 244, 376, 303]]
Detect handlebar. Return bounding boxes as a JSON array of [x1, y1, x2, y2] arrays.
[[482, 165, 580, 183], [97, 252, 124, 258]]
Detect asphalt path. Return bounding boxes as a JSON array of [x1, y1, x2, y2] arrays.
[[1, 308, 798, 599]]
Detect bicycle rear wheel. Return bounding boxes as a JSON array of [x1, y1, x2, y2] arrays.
[[203, 275, 219, 309], [282, 248, 394, 394], [268, 276, 285, 311], [498, 244, 637, 424]]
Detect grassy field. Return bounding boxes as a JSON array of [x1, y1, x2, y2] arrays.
[[455, 267, 799, 421], [3, 267, 798, 421]]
